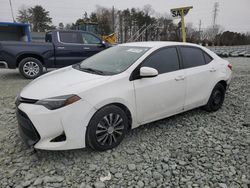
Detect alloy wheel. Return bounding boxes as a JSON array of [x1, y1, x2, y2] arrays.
[[212, 90, 223, 106], [96, 113, 125, 146], [23, 61, 40, 77]]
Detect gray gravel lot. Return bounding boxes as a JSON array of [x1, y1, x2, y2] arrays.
[[0, 58, 250, 188]]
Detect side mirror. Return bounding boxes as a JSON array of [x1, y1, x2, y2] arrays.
[[101, 40, 107, 46], [101, 40, 112, 48], [140, 67, 158, 78]]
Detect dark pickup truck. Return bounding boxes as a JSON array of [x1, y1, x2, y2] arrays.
[[0, 30, 109, 79]]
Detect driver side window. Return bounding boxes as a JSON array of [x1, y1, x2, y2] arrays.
[[142, 47, 180, 74], [82, 33, 101, 44]]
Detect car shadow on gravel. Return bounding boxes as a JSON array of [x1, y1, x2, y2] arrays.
[[0, 70, 25, 80], [0, 68, 55, 80]]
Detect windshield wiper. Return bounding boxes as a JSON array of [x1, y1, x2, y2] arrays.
[[80, 67, 105, 75]]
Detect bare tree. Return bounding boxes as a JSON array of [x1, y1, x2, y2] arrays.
[[201, 25, 223, 44], [143, 4, 155, 16]]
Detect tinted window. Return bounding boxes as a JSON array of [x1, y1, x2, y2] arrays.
[[59, 32, 82, 44], [142, 47, 179, 74], [181, 47, 206, 68], [203, 52, 213, 64], [45, 32, 52, 43], [82, 33, 101, 44]]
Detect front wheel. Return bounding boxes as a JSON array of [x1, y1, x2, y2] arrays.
[[204, 83, 226, 112], [86, 105, 128, 151], [19, 57, 43, 79]]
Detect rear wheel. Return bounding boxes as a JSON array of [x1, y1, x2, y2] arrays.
[[86, 105, 128, 151], [204, 83, 226, 112], [19, 57, 43, 79]]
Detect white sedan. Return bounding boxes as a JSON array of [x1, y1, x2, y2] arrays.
[[15, 42, 232, 151]]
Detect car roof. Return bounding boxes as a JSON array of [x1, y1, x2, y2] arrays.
[[120, 41, 202, 48], [47, 30, 95, 35]]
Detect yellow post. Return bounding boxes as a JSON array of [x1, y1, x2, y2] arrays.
[[180, 9, 186, 42], [170, 6, 192, 43]]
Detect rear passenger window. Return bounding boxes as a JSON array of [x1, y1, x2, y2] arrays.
[[181, 47, 206, 68], [45, 32, 52, 43], [59, 32, 82, 44], [203, 52, 213, 64], [142, 47, 180, 74]]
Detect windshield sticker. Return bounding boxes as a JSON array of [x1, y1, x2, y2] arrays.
[[127, 48, 144, 53]]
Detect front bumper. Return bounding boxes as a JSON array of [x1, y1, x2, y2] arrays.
[[16, 109, 40, 146], [16, 99, 96, 150]]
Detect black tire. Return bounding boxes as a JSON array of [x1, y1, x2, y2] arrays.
[[204, 83, 226, 112], [18, 57, 43, 79], [86, 105, 128, 151]]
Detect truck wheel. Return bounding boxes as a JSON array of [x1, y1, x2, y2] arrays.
[[19, 57, 43, 79]]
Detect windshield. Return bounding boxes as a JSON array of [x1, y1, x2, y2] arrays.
[[76, 46, 150, 75]]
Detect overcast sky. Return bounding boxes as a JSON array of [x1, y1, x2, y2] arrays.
[[0, 0, 249, 33]]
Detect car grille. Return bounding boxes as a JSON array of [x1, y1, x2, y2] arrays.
[[16, 109, 40, 146]]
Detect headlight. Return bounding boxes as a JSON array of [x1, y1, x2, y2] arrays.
[[36, 94, 81, 110]]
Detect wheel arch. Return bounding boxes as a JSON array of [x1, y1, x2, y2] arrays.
[[85, 102, 133, 150], [217, 80, 227, 90], [16, 53, 44, 67], [205, 79, 228, 104], [92, 102, 133, 131], [108, 103, 133, 131]]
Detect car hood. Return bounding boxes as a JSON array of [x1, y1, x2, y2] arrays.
[[20, 66, 111, 99]]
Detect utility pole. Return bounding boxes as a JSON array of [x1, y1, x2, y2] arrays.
[[112, 6, 115, 33], [119, 12, 123, 43], [212, 2, 219, 45], [9, 0, 15, 22], [212, 2, 219, 29], [198, 19, 202, 41]]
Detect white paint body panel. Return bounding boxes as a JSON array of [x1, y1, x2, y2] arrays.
[[134, 69, 186, 123], [17, 42, 232, 150]]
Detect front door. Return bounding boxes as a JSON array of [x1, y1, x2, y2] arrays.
[[55, 31, 85, 67], [133, 47, 186, 123], [81, 32, 106, 58]]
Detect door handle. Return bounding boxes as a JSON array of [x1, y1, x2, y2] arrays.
[[57, 46, 65, 50], [175, 76, 185, 81], [83, 47, 90, 50], [209, 68, 216, 72]]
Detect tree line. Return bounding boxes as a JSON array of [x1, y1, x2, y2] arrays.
[[17, 5, 250, 46]]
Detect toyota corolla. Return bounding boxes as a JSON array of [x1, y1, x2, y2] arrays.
[[15, 42, 232, 151]]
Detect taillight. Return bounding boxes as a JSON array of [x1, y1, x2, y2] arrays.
[[228, 63, 232, 71]]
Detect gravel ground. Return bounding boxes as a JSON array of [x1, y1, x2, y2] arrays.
[[0, 58, 249, 188]]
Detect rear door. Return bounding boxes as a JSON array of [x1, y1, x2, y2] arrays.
[[81, 32, 106, 57], [55, 31, 84, 67], [133, 47, 186, 123], [179, 46, 215, 110]]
